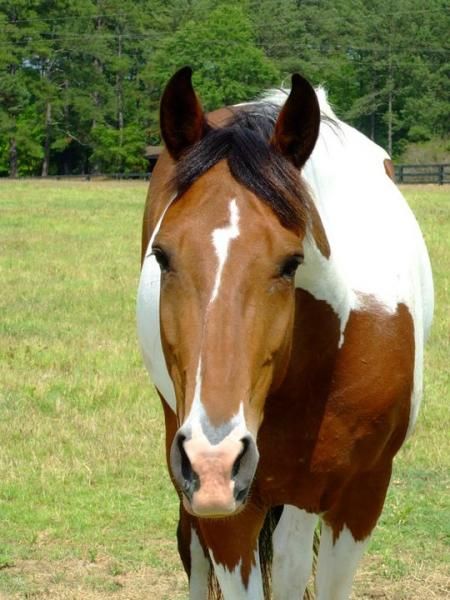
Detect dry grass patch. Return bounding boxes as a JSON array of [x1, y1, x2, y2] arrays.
[[0, 555, 448, 599], [353, 554, 450, 599], [0, 555, 187, 599]]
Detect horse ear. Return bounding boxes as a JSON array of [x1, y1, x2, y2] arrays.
[[271, 73, 320, 168], [160, 66, 210, 160]]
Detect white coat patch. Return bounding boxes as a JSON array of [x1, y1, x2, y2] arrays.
[[137, 202, 177, 411], [316, 524, 368, 600], [189, 528, 209, 598], [272, 506, 318, 597], [210, 198, 240, 303], [211, 550, 264, 599]]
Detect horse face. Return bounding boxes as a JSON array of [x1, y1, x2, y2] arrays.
[[153, 162, 304, 517], [151, 67, 319, 517]]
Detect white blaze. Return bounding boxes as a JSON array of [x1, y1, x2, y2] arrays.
[[210, 198, 240, 303], [190, 357, 203, 436], [181, 197, 247, 441]]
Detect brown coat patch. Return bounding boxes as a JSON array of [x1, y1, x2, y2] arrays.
[[161, 289, 414, 581], [384, 158, 395, 181], [255, 293, 414, 539]]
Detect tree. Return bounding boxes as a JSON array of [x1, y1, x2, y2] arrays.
[[144, 2, 280, 142], [0, 1, 45, 175], [0, 0, 447, 173], [249, 0, 450, 156]]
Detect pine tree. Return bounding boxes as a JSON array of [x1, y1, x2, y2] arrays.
[[144, 2, 280, 142], [0, 0, 447, 173], [0, 1, 44, 175]]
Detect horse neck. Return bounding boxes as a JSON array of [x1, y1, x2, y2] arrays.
[[296, 191, 354, 348]]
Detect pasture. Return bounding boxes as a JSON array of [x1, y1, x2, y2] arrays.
[[0, 180, 448, 599]]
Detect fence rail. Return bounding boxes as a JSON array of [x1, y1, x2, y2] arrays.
[[0, 172, 151, 181], [394, 163, 450, 184], [2, 165, 450, 184]]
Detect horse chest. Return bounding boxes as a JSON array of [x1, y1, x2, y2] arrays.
[[253, 289, 415, 510]]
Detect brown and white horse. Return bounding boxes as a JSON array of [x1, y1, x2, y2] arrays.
[[137, 67, 433, 599]]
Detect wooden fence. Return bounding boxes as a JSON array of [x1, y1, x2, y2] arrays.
[[3, 164, 450, 184], [0, 172, 152, 181], [395, 164, 450, 184]]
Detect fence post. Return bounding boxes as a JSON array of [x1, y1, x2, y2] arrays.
[[398, 165, 404, 184], [439, 164, 444, 185]]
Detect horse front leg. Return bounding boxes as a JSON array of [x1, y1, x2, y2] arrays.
[[198, 504, 266, 599], [177, 503, 210, 599], [272, 505, 318, 599], [315, 460, 393, 600]]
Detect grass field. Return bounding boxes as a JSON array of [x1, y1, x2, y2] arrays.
[[0, 180, 449, 599]]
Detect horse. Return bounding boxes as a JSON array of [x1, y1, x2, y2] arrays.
[[136, 67, 433, 599]]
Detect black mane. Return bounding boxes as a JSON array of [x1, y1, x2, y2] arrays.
[[174, 103, 310, 230]]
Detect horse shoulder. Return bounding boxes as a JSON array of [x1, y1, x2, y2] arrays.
[[318, 299, 415, 467]]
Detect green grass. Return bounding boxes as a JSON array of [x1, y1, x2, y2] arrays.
[[0, 181, 448, 597], [366, 185, 450, 585], [0, 181, 180, 591]]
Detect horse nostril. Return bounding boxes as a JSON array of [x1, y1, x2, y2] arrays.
[[232, 434, 258, 504], [171, 430, 259, 510], [178, 435, 190, 481], [235, 485, 250, 503], [232, 436, 250, 478], [172, 432, 199, 500]]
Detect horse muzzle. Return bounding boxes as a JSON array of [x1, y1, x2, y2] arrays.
[[170, 429, 259, 518]]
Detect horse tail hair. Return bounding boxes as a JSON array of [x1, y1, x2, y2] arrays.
[[259, 505, 283, 598], [207, 569, 222, 599], [303, 523, 320, 599]]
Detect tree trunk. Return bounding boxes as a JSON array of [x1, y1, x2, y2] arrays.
[[116, 32, 124, 171], [387, 25, 394, 157], [92, 17, 102, 130], [387, 86, 393, 157], [9, 137, 18, 177], [90, 17, 104, 174], [41, 101, 52, 176], [92, 60, 100, 130], [62, 80, 70, 175]]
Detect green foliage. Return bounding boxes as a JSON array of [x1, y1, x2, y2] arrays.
[[90, 123, 149, 173], [0, 0, 448, 173], [249, 0, 450, 157], [145, 4, 279, 113], [399, 137, 450, 164]]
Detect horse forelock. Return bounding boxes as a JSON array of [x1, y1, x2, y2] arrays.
[[172, 105, 310, 232]]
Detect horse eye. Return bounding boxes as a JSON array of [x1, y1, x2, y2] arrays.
[[152, 247, 171, 272], [280, 254, 303, 279]]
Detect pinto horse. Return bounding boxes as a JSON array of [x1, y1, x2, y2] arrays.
[[137, 67, 433, 599]]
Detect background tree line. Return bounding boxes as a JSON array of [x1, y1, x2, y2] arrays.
[[0, 0, 448, 176]]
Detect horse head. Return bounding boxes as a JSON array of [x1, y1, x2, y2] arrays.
[[152, 67, 320, 518]]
